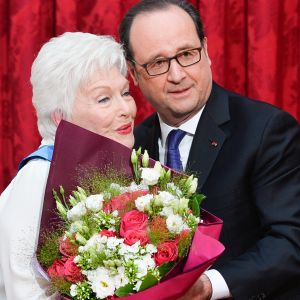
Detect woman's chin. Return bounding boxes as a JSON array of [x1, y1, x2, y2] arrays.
[[115, 134, 135, 149]]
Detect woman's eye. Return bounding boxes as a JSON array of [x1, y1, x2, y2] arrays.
[[122, 91, 131, 97], [97, 97, 109, 103]]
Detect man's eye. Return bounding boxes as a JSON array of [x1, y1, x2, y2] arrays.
[[148, 59, 167, 70], [181, 51, 192, 57], [97, 97, 109, 103]]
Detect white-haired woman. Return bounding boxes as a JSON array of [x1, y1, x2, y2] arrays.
[[0, 32, 136, 299]]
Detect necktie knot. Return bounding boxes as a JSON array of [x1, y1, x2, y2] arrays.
[[166, 129, 186, 171]]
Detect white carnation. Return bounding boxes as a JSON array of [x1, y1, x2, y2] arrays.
[[135, 194, 153, 212], [158, 191, 176, 207], [67, 202, 87, 221], [159, 206, 174, 217], [85, 194, 104, 212], [146, 244, 157, 254], [135, 259, 148, 278], [166, 214, 184, 234], [70, 284, 78, 297], [141, 168, 160, 186]]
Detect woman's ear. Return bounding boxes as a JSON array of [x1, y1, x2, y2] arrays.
[[128, 62, 139, 86], [51, 110, 63, 126]]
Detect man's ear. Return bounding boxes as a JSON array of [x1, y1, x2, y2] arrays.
[[128, 61, 139, 86], [202, 37, 212, 66], [51, 110, 63, 126]]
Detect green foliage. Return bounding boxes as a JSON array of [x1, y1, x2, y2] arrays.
[[78, 167, 131, 196], [73, 281, 97, 300], [37, 229, 63, 268], [138, 273, 159, 292], [157, 261, 175, 277], [178, 232, 193, 258], [51, 277, 72, 296], [115, 283, 135, 297]]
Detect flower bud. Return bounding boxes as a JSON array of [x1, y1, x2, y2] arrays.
[[56, 201, 67, 218], [75, 233, 87, 245], [142, 150, 149, 168], [131, 149, 138, 165]]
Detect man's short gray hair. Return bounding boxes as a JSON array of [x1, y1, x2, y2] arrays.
[[31, 32, 127, 141]]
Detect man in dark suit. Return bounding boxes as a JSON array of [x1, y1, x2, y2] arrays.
[[119, 0, 300, 299]]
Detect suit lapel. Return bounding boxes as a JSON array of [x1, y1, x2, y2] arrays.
[[146, 114, 160, 161], [187, 83, 230, 190]]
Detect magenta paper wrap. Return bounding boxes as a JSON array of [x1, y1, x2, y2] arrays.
[[40, 121, 224, 300]]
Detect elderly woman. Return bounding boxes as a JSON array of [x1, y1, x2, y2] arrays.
[[0, 32, 136, 299]]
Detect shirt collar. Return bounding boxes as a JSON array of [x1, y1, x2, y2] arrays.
[[158, 106, 205, 148]]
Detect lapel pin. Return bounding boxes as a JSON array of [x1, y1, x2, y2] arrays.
[[210, 140, 218, 147]]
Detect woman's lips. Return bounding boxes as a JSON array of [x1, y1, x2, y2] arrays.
[[116, 123, 132, 135]]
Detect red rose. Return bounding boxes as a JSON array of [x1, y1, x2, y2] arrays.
[[63, 256, 84, 283], [47, 259, 65, 279], [124, 229, 149, 246], [154, 241, 179, 266], [99, 229, 117, 237], [59, 236, 78, 257], [120, 210, 148, 237]]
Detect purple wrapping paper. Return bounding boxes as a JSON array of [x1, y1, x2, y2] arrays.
[[39, 120, 225, 300]]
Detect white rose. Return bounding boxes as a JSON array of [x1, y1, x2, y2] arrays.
[[141, 168, 160, 186], [85, 194, 104, 212], [166, 214, 184, 234]]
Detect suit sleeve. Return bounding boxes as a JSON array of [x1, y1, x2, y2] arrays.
[[216, 110, 300, 299]]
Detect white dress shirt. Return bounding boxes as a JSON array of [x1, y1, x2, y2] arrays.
[[0, 141, 55, 300], [158, 110, 231, 300]]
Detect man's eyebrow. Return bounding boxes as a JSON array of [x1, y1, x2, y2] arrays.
[[145, 45, 199, 62]]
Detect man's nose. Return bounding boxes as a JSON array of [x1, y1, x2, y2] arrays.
[[167, 58, 186, 83]]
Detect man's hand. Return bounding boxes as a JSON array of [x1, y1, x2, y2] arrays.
[[177, 274, 213, 300]]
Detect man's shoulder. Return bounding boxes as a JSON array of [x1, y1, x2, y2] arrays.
[[214, 83, 294, 121]]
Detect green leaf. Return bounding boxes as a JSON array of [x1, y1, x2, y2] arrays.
[[157, 261, 175, 277], [195, 194, 206, 206], [115, 283, 135, 297], [139, 273, 159, 292], [189, 196, 200, 217]]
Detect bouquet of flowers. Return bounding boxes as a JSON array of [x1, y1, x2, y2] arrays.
[[37, 121, 224, 300]]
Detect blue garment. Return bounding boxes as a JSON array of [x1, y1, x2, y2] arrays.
[[165, 129, 186, 171], [18, 145, 54, 170]]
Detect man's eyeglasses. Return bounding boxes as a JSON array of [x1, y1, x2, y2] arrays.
[[130, 47, 202, 76]]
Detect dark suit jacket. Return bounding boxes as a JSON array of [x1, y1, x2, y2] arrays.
[[134, 82, 300, 300]]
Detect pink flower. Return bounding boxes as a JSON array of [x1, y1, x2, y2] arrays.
[[124, 229, 149, 246], [59, 236, 78, 257], [154, 241, 179, 266], [63, 256, 84, 283], [99, 229, 117, 237], [120, 210, 148, 237], [110, 190, 148, 215], [47, 259, 65, 279]]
